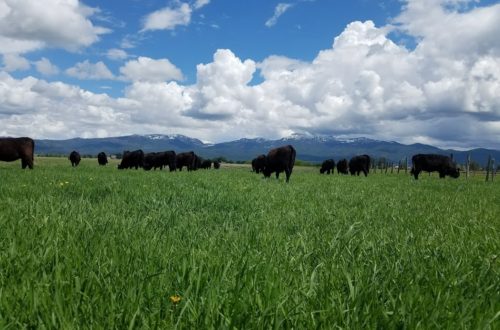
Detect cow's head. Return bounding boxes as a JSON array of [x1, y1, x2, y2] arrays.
[[449, 167, 460, 178]]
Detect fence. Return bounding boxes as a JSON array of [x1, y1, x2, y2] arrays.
[[370, 154, 497, 181]]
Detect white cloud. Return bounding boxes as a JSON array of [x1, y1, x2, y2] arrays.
[[2, 53, 30, 71], [0, 0, 109, 54], [1, 1, 500, 149], [141, 3, 192, 32], [119, 57, 183, 82], [266, 3, 294, 27], [141, 0, 212, 32], [34, 57, 59, 76], [65, 60, 114, 80], [106, 48, 128, 61], [194, 0, 210, 10]]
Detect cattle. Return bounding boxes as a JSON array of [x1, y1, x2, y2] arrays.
[[69, 151, 81, 167], [252, 154, 266, 173], [0, 137, 34, 169], [97, 152, 108, 166], [320, 159, 335, 174], [262, 145, 296, 183], [118, 149, 144, 169], [176, 151, 198, 171], [411, 154, 460, 180], [213, 160, 221, 169], [143, 151, 176, 171], [200, 159, 212, 169], [337, 159, 348, 175], [349, 155, 371, 176]]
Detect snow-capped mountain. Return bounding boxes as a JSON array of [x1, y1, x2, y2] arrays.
[[34, 134, 499, 165]]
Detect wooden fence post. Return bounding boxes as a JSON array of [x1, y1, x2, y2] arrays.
[[485, 155, 492, 182]]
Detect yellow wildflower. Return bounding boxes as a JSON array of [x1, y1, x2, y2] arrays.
[[170, 294, 181, 304]]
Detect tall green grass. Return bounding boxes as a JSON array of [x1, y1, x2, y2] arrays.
[[0, 158, 499, 328]]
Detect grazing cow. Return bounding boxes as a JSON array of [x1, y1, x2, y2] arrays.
[[118, 149, 144, 169], [252, 154, 266, 173], [411, 154, 460, 180], [176, 151, 198, 171], [0, 137, 34, 169], [213, 160, 220, 169], [320, 159, 335, 174], [69, 151, 81, 167], [262, 145, 296, 183], [143, 151, 176, 171], [349, 155, 371, 176], [97, 152, 108, 166], [337, 159, 348, 175], [200, 159, 212, 169]]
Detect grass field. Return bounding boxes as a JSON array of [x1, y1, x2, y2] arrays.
[[0, 157, 499, 329]]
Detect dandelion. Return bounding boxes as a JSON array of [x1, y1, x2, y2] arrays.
[[170, 294, 181, 304]]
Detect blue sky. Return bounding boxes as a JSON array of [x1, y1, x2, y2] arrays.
[[1, 0, 500, 149]]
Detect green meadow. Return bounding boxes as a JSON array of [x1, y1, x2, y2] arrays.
[[0, 157, 499, 329]]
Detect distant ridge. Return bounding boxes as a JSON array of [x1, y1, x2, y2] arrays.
[[35, 134, 500, 166]]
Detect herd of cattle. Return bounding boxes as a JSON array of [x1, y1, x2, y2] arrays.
[[70, 149, 221, 171], [1, 137, 461, 181]]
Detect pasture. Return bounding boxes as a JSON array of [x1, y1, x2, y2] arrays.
[[0, 157, 499, 329]]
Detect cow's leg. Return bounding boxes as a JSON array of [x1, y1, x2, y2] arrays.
[[363, 169, 368, 177], [275, 172, 279, 179], [285, 168, 291, 182], [439, 171, 445, 178], [24, 157, 34, 169]]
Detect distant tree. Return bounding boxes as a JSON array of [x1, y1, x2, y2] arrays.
[[377, 157, 388, 168], [469, 161, 481, 171]]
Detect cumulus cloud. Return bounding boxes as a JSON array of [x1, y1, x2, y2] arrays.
[[266, 3, 294, 27], [2, 53, 30, 71], [1, 0, 500, 149], [0, 0, 109, 54], [141, 0, 211, 32], [141, 2, 192, 32], [65, 60, 114, 80], [106, 48, 128, 61], [119, 57, 184, 82], [34, 57, 59, 76]]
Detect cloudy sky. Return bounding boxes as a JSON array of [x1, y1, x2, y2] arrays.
[[1, 0, 499, 149]]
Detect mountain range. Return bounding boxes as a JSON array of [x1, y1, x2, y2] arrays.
[[34, 134, 499, 166]]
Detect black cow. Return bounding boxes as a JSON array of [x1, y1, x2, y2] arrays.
[[411, 154, 460, 180], [97, 152, 108, 166], [176, 151, 198, 171], [252, 154, 266, 173], [118, 149, 144, 169], [213, 160, 220, 169], [143, 151, 176, 171], [0, 137, 34, 169], [262, 145, 296, 183], [349, 155, 371, 176], [69, 151, 81, 167], [337, 159, 348, 175], [200, 159, 212, 169], [320, 159, 335, 174]]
